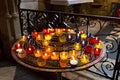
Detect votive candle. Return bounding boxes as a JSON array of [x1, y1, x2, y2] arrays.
[[51, 52, 59, 60], [80, 54, 89, 64], [59, 60, 68, 68], [60, 52, 68, 60], [74, 42, 81, 51], [37, 58, 46, 67], [34, 49, 43, 58], [16, 48, 26, 58]]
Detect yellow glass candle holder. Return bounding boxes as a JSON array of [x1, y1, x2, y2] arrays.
[[42, 52, 50, 60], [36, 34, 43, 41], [20, 36, 26, 42], [42, 40, 49, 46], [51, 52, 59, 60], [74, 42, 82, 51], [60, 51, 68, 60], [34, 49, 43, 58], [59, 35, 66, 43], [80, 54, 90, 64], [37, 58, 46, 67], [59, 60, 68, 68], [95, 42, 102, 49], [44, 34, 52, 41], [81, 33, 87, 40]]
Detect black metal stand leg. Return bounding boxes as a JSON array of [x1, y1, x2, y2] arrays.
[[57, 72, 62, 80]]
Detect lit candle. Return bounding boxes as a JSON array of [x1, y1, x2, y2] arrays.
[[43, 29, 50, 34], [59, 60, 68, 68], [80, 54, 89, 64], [20, 36, 26, 41], [37, 58, 46, 67], [67, 34, 72, 41], [94, 48, 101, 56], [60, 52, 68, 60], [82, 41, 86, 48], [76, 33, 80, 40], [42, 40, 49, 46], [34, 49, 43, 58], [81, 33, 87, 40], [15, 43, 22, 50], [16, 48, 26, 58], [36, 34, 43, 41], [70, 56, 78, 65], [59, 35, 66, 43], [45, 46, 53, 53], [51, 52, 59, 60], [95, 42, 103, 49], [84, 45, 92, 53], [27, 46, 34, 54], [67, 29, 75, 33], [74, 42, 81, 51], [94, 37, 99, 43], [44, 34, 52, 41], [55, 28, 62, 36], [69, 50, 78, 58], [42, 52, 50, 60], [33, 32, 38, 38]]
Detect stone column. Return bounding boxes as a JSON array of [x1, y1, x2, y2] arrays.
[[8, 0, 21, 39], [0, 0, 13, 59]]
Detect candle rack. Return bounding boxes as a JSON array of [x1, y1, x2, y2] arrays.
[[11, 28, 106, 73]]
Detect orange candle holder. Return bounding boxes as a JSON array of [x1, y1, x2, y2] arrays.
[[34, 49, 43, 58], [37, 58, 46, 67], [69, 50, 78, 58], [51, 52, 59, 60], [45, 46, 53, 53], [42, 52, 50, 60], [59, 60, 68, 68], [55, 28, 62, 36]]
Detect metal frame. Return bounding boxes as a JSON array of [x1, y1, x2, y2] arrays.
[[17, 0, 120, 80]]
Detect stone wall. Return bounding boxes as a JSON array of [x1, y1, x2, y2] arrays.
[[38, 0, 120, 16]]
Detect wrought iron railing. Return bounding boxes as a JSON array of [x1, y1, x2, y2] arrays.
[[18, 0, 120, 80]]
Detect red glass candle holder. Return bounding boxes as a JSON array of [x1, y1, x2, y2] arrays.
[[33, 32, 38, 38], [15, 43, 23, 50], [27, 46, 34, 54], [94, 48, 101, 56], [84, 45, 92, 53]]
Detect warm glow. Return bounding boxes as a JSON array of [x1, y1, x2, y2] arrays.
[[74, 42, 81, 51], [80, 54, 89, 64], [51, 52, 59, 60], [44, 34, 52, 41], [60, 52, 68, 60]]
